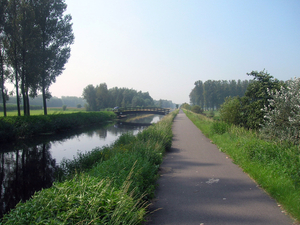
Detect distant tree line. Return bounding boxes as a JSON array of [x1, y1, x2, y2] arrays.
[[189, 79, 251, 110], [0, 0, 74, 116], [153, 99, 176, 109], [82, 83, 154, 111], [82, 83, 176, 111], [1, 95, 86, 110]]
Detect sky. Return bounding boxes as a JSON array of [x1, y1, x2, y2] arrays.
[[46, 0, 300, 104]]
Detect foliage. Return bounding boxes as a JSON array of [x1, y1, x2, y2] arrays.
[[191, 105, 203, 114], [2, 110, 179, 224], [219, 96, 242, 126], [207, 110, 214, 118], [184, 109, 300, 221], [62, 105, 67, 111], [241, 70, 283, 129], [189, 79, 250, 110], [1, 0, 74, 116], [83, 84, 155, 111], [181, 102, 191, 110], [0, 111, 116, 142], [218, 70, 284, 130], [261, 77, 300, 144], [153, 99, 176, 108]]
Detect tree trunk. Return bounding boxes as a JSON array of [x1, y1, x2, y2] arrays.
[[15, 68, 21, 116], [0, 49, 6, 117], [21, 71, 27, 116], [42, 78, 47, 115]]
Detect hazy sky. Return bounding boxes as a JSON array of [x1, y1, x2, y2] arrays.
[[46, 0, 300, 104]]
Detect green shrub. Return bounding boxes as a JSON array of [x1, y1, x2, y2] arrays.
[[219, 96, 242, 125], [191, 105, 203, 114], [207, 110, 214, 118], [62, 105, 67, 111]]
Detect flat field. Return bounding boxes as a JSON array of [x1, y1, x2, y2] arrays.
[[0, 107, 86, 117]]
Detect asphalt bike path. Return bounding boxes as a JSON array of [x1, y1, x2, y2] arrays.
[[146, 110, 295, 225]]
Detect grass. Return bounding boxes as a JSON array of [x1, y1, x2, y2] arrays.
[[2, 110, 179, 224], [0, 107, 86, 117], [183, 109, 300, 223]]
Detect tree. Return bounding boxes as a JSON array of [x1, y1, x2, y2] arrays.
[[82, 84, 97, 111], [241, 70, 283, 129], [5, 0, 22, 116], [0, 0, 8, 116], [19, 0, 41, 116], [261, 77, 300, 144], [33, 0, 74, 115], [95, 83, 108, 110]]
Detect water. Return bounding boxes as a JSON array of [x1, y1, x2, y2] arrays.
[[0, 114, 164, 218]]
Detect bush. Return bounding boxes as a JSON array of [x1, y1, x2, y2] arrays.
[[261, 77, 300, 144], [62, 105, 67, 111], [76, 104, 82, 108], [207, 110, 214, 118], [191, 105, 203, 114], [219, 96, 242, 125]]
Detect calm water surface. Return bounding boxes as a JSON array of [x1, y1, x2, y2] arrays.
[[0, 114, 163, 217]]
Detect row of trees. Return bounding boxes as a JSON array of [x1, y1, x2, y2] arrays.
[[189, 79, 251, 110], [82, 83, 177, 111], [2, 95, 86, 108], [82, 83, 155, 111], [0, 0, 74, 116]]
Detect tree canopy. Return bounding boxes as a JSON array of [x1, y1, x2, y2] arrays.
[[82, 83, 155, 111], [189, 79, 250, 110], [0, 0, 74, 116]]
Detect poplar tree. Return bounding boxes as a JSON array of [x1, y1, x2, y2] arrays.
[[0, 0, 8, 116], [5, 0, 22, 116], [34, 0, 74, 115]]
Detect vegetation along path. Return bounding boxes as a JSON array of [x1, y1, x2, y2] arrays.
[[147, 110, 294, 225]]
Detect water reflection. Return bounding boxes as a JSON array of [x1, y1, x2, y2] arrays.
[[0, 114, 163, 217], [0, 143, 57, 218]]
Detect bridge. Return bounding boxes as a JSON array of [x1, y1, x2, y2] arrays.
[[113, 107, 170, 117]]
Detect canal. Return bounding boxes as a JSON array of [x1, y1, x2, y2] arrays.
[[0, 114, 164, 218]]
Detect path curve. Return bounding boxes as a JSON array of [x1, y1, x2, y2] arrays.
[[146, 110, 294, 225]]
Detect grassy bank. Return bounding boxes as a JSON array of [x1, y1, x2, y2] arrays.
[[0, 111, 116, 142], [183, 109, 300, 222], [1, 110, 178, 224]]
